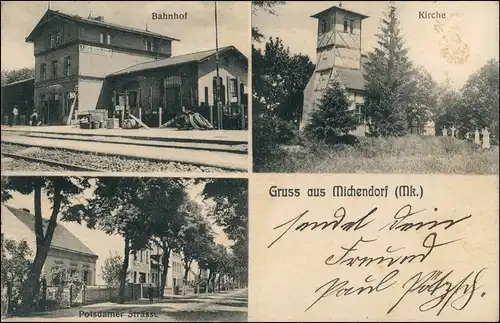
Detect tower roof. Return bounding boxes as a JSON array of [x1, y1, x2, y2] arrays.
[[310, 5, 369, 20]]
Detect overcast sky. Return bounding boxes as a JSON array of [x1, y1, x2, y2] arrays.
[[1, 1, 250, 70], [253, 1, 499, 89], [5, 178, 232, 285]]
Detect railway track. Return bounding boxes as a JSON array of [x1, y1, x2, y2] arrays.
[[1, 142, 242, 173], [1, 129, 248, 172], [2, 152, 103, 172], [1, 130, 248, 154]]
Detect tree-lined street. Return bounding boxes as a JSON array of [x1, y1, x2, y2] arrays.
[[1, 177, 248, 318], [3, 288, 248, 322]]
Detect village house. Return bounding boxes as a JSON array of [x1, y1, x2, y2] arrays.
[[23, 8, 248, 128], [1, 204, 98, 286], [301, 5, 434, 136], [130, 248, 203, 294]]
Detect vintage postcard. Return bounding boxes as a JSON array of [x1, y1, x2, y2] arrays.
[[1, 1, 250, 174], [1, 0, 499, 322]]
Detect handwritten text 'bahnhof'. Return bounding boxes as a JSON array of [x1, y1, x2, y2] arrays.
[[268, 204, 486, 317]]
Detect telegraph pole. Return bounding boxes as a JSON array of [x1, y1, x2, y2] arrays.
[[214, 1, 222, 129]]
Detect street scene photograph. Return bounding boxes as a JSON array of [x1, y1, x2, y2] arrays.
[[252, 1, 499, 174], [1, 1, 250, 173], [1, 176, 248, 322]]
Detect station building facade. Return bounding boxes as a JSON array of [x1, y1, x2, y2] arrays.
[[25, 9, 248, 128]]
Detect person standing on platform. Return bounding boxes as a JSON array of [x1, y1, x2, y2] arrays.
[[30, 111, 38, 126], [12, 105, 19, 126]]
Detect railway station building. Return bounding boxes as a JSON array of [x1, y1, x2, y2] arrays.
[[23, 9, 248, 129]]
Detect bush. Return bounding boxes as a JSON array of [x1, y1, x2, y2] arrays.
[[304, 80, 358, 143], [253, 114, 298, 171], [1, 237, 32, 315]]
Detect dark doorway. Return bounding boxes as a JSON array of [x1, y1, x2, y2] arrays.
[[42, 94, 62, 124], [165, 86, 181, 123]]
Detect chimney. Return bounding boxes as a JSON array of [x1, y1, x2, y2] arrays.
[[94, 16, 104, 22]]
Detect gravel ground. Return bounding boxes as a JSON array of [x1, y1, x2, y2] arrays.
[[1, 156, 68, 172], [1, 143, 237, 173]]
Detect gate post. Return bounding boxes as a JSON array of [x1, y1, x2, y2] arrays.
[[6, 281, 12, 315], [69, 285, 73, 308]]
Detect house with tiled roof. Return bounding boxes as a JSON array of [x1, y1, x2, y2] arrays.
[[1, 204, 98, 286]]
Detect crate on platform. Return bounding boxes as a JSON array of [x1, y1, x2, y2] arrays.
[[80, 110, 107, 123], [107, 118, 120, 129]]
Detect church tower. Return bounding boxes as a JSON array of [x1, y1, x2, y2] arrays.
[[300, 4, 369, 132]]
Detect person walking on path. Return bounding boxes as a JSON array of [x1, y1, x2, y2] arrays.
[[148, 284, 154, 304]]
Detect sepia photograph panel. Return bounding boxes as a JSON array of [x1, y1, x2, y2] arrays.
[[1, 1, 250, 174], [1, 176, 248, 321], [252, 1, 499, 174]]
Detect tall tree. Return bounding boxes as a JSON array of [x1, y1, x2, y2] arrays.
[[197, 241, 218, 293], [304, 79, 359, 142], [457, 59, 499, 138], [230, 239, 248, 287], [405, 66, 439, 130], [140, 179, 188, 299], [251, 1, 286, 42], [253, 38, 314, 124], [65, 177, 152, 304], [202, 179, 248, 290], [1, 176, 90, 315], [178, 204, 214, 295], [202, 179, 248, 245], [363, 3, 413, 136], [1, 68, 35, 85], [435, 89, 461, 135]]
